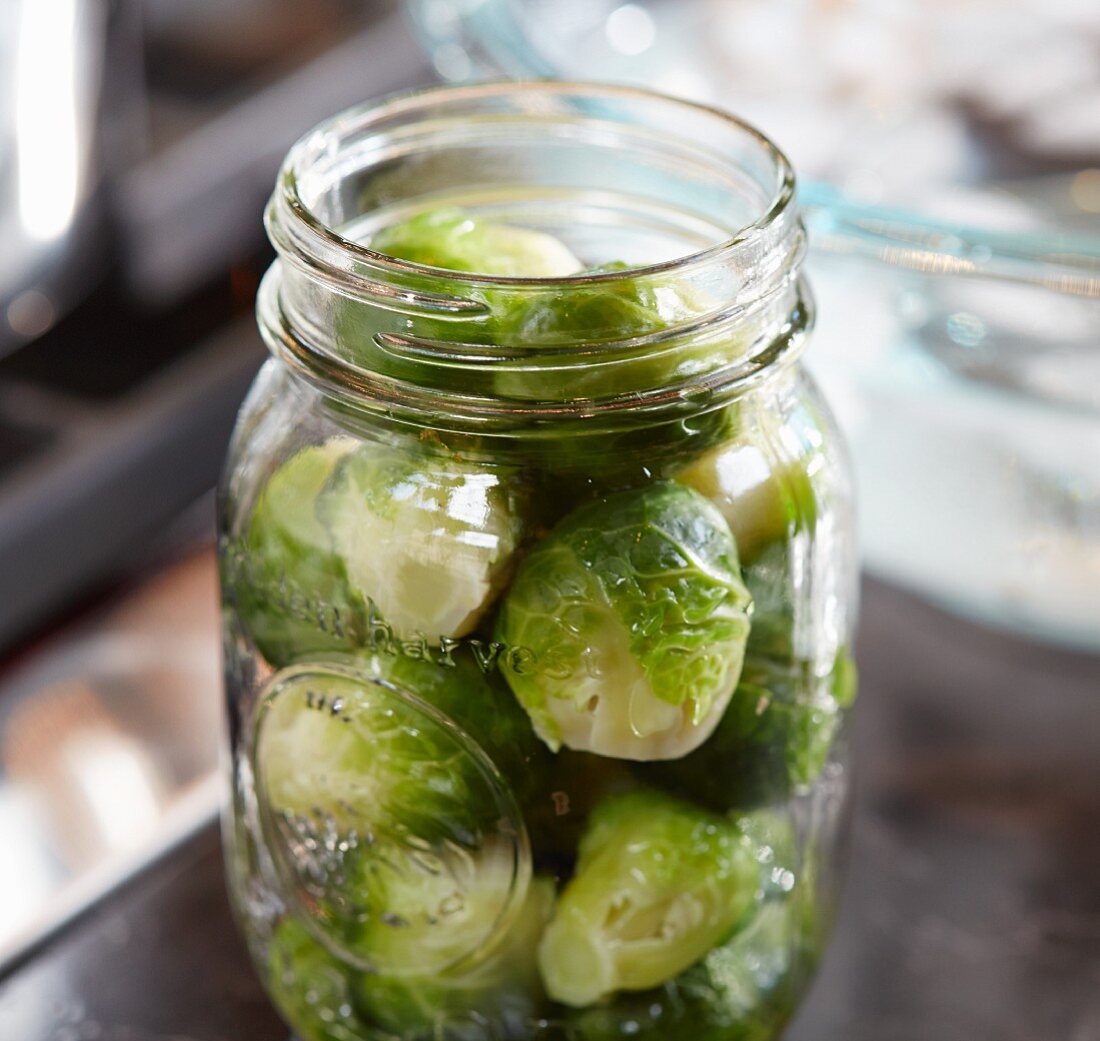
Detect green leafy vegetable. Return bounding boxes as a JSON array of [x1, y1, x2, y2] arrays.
[[350, 837, 524, 979], [677, 438, 818, 566], [370, 208, 583, 278], [256, 655, 529, 841], [739, 541, 799, 662], [639, 652, 857, 811], [231, 439, 365, 667], [361, 210, 748, 406], [563, 810, 812, 1040], [493, 260, 747, 407], [319, 442, 528, 641], [537, 790, 758, 1006], [524, 407, 742, 511], [496, 483, 752, 761], [356, 876, 555, 1039], [266, 880, 556, 1041], [333, 209, 582, 386], [256, 662, 533, 976]]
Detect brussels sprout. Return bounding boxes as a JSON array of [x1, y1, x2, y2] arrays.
[[365, 210, 747, 403], [265, 881, 556, 1041], [337, 210, 754, 503], [740, 541, 798, 662], [356, 876, 555, 1039], [267, 918, 364, 1041], [493, 261, 745, 407], [498, 260, 667, 341], [538, 791, 758, 1006], [496, 483, 752, 761], [639, 652, 856, 811], [563, 813, 811, 1041], [676, 438, 817, 566], [521, 408, 742, 514], [230, 439, 365, 667], [257, 660, 513, 838], [569, 896, 809, 1041], [370, 208, 583, 279], [333, 209, 579, 385], [319, 441, 528, 641], [257, 648, 548, 841], [350, 836, 526, 978], [364, 649, 551, 811], [256, 662, 533, 977], [673, 898, 807, 1039]]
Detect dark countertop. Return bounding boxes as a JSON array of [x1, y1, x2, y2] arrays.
[[1, 579, 1098, 1041]]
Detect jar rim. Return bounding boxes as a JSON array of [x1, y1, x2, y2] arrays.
[[260, 80, 811, 431], [274, 79, 797, 288]]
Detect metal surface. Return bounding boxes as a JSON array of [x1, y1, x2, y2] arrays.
[[118, 3, 427, 303], [0, 545, 224, 975], [0, 0, 140, 356], [0, 0, 431, 653], [0, 317, 264, 652]]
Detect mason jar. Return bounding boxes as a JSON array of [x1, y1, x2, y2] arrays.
[[218, 82, 858, 1041]]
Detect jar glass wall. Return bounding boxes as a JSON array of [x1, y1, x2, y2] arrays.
[[218, 82, 858, 1041]]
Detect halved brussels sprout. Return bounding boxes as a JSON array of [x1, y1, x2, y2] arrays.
[[522, 407, 742, 511], [569, 901, 808, 1041], [538, 790, 758, 1006], [356, 876, 555, 1039], [366, 210, 749, 404], [374, 650, 552, 809], [639, 651, 856, 811], [319, 442, 528, 641], [334, 209, 578, 384], [496, 483, 752, 761], [503, 260, 664, 339], [677, 437, 818, 566], [255, 663, 530, 977], [370, 208, 583, 278], [258, 651, 545, 833], [231, 438, 364, 667], [351, 837, 525, 979], [563, 811, 810, 1041], [266, 881, 556, 1041], [670, 898, 807, 1039]]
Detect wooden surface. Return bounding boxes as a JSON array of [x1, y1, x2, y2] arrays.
[[1, 579, 1098, 1040]]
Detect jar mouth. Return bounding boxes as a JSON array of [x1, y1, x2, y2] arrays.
[[261, 80, 809, 430], [275, 80, 798, 290]]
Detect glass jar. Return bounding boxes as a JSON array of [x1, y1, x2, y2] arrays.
[[218, 82, 858, 1041]]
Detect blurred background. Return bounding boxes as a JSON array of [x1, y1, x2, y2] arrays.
[[0, 0, 430, 973], [0, 0, 1097, 1020]]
